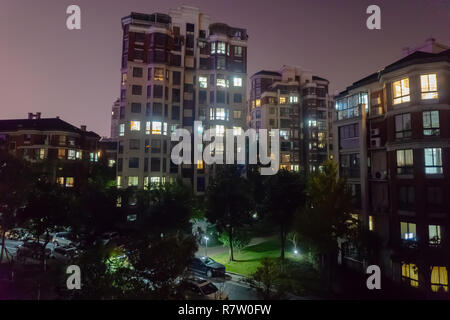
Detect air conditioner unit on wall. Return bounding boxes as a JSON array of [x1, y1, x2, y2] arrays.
[[370, 137, 381, 148], [374, 170, 387, 179], [370, 128, 380, 137]]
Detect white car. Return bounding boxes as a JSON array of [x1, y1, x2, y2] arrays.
[[52, 232, 78, 247], [183, 278, 228, 300]]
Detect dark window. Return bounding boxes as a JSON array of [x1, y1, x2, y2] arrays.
[[119, 106, 125, 119], [133, 67, 143, 78], [151, 140, 161, 153], [129, 139, 140, 150], [132, 85, 142, 95], [199, 91, 207, 104], [339, 124, 359, 149], [146, 103, 151, 116], [151, 158, 161, 171], [172, 106, 180, 120], [210, 91, 214, 103], [217, 91, 225, 103], [427, 186, 443, 206], [172, 55, 181, 67], [153, 103, 162, 116], [200, 58, 209, 69], [395, 113, 412, 139], [339, 153, 360, 178], [117, 158, 123, 171], [144, 158, 148, 172], [199, 30, 206, 38], [233, 93, 242, 103], [129, 157, 139, 169], [131, 103, 141, 113], [186, 23, 195, 32], [399, 186, 415, 210], [147, 85, 151, 98], [153, 85, 163, 98], [173, 71, 181, 85], [172, 88, 180, 103], [197, 177, 205, 192], [145, 139, 150, 153]]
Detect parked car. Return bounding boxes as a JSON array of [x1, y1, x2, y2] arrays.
[[51, 246, 79, 264], [181, 277, 228, 300], [100, 232, 120, 245], [5, 228, 31, 241], [16, 242, 51, 260], [187, 256, 226, 278], [52, 232, 78, 247]]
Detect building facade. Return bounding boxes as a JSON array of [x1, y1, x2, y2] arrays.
[[248, 66, 333, 173], [334, 44, 450, 296], [0, 113, 101, 188], [117, 6, 248, 193]]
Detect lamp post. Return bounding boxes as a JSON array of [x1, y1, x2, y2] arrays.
[[204, 236, 209, 257]]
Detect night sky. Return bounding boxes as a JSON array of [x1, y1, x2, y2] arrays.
[[1, 0, 449, 137]]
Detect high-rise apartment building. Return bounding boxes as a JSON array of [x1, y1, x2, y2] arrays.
[[117, 6, 248, 193], [334, 41, 450, 296], [248, 66, 333, 173]]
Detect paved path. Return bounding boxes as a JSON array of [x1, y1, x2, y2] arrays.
[[196, 236, 273, 257]]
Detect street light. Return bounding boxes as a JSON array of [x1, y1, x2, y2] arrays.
[[293, 249, 299, 255], [203, 236, 209, 257]]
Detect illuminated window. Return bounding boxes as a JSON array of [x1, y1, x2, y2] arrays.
[[58, 149, 66, 160], [429, 225, 442, 246], [420, 74, 438, 100], [130, 121, 141, 131], [210, 42, 216, 54], [89, 152, 98, 162], [217, 42, 226, 54], [369, 216, 374, 231], [289, 96, 298, 103], [144, 177, 149, 190], [255, 99, 261, 107], [197, 160, 204, 170], [108, 159, 115, 167], [233, 77, 242, 87], [39, 149, 46, 160], [233, 110, 241, 119], [152, 121, 162, 135], [431, 266, 448, 292], [251, 100, 255, 109], [150, 177, 160, 189], [393, 78, 410, 104], [121, 73, 127, 86], [210, 108, 215, 120], [146, 121, 151, 134], [308, 120, 317, 127], [402, 263, 419, 287], [199, 76, 208, 88], [65, 177, 74, 188], [163, 122, 168, 135], [116, 176, 122, 188], [401, 221, 416, 241], [234, 46, 243, 57], [76, 151, 82, 159], [423, 111, 440, 136], [396, 149, 413, 175], [215, 125, 225, 137], [233, 126, 242, 136], [216, 108, 225, 120], [68, 149, 76, 160], [217, 78, 226, 87], [56, 177, 64, 186], [279, 97, 286, 104], [425, 148, 443, 174], [128, 176, 139, 187], [119, 124, 125, 136], [59, 135, 66, 145], [154, 68, 164, 81]]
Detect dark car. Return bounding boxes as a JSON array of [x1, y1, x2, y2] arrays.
[[187, 256, 225, 278], [16, 242, 51, 260]]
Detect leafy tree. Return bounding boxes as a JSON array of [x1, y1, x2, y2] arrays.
[[0, 150, 32, 262], [218, 228, 251, 253], [205, 166, 254, 261], [295, 160, 353, 291], [262, 169, 306, 261], [243, 258, 286, 300]]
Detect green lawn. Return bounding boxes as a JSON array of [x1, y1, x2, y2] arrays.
[[210, 238, 302, 276]]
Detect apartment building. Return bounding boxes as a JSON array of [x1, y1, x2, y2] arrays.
[[117, 6, 248, 193], [248, 66, 333, 173], [0, 113, 101, 188], [334, 41, 450, 296]]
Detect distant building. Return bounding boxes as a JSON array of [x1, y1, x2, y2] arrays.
[[248, 66, 334, 173], [0, 113, 101, 188], [117, 6, 248, 193], [110, 98, 121, 139], [334, 43, 450, 296]]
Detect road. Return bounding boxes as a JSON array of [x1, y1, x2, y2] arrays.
[[210, 273, 259, 300]]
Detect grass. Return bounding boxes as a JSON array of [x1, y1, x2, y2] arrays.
[[210, 238, 302, 276]]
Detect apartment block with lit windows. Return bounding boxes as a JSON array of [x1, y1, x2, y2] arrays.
[[334, 40, 450, 296], [0, 113, 101, 188], [248, 66, 333, 173], [117, 6, 247, 193]]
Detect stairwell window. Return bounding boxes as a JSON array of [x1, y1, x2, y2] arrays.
[[393, 78, 410, 105], [423, 111, 440, 136], [424, 148, 443, 174], [421, 74, 438, 100]]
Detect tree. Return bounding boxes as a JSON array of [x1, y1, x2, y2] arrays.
[[262, 169, 306, 261], [205, 166, 254, 261], [218, 228, 251, 253], [243, 258, 286, 300], [0, 150, 32, 263], [295, 160, 353, 291]]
